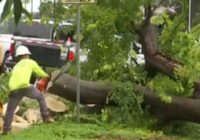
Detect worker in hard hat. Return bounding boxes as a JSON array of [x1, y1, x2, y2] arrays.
[[2, 45, 54, 135]]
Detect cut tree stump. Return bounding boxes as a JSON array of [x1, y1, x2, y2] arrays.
[[23, 109, 41, 124], [44, 95, 68, 113], [2, 103, 20, 117]]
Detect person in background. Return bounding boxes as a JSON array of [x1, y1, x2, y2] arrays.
[[2, 45, 53, 135]]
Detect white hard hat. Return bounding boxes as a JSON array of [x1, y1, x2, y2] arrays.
[[15, 45, 31, 56]]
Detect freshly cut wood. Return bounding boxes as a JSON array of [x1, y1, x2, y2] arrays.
[[11, 122, 31, 133], [0, 117, 31, 133], [0, 117, 3, 130], [23, 109, 41, 124], [86, 104, 96, 107], [14, 115, 28, 123], [45, 92, 60, 100], [3, 103, 19, 116], [45, 95, 68, 112]]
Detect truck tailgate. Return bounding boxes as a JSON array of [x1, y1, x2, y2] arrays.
[[21, 41, 66, 67]]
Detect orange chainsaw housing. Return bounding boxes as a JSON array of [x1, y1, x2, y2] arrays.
[[36, 78, 49, 93]]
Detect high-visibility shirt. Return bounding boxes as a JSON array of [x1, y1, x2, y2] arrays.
[[9, 59, 48, 91]]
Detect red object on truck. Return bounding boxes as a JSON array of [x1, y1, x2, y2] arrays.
[[67, 51, 75, 61]]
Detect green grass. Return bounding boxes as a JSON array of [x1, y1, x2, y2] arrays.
[[0, 115, 189, 140]]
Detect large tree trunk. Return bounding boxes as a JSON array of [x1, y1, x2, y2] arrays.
[[142, 26, 182, 73], [48, 72, 200, 123], [137, 7, 200, 98], [138, 18, 183, 78], [143, 89, 200, 123], [132, 6, 183, 79], [48, 71, 110, 105]]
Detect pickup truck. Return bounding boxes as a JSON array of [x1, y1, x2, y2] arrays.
[[0, 19, 75, 73], [3, 36, 75, 70]]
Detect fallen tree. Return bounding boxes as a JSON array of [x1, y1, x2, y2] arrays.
[[48, 72, 200, 124], [47, 6, 200, 124]]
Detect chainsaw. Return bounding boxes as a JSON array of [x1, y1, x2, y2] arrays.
[[35, 59, 72, 93]]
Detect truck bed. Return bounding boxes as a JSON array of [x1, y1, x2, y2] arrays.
[[8, 39, 69, 68]]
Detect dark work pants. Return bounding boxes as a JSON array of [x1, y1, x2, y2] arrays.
[[3, 86, 49, 132]]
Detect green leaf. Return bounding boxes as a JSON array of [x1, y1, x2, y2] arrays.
[[0, 0, 13, 23], [151, 15, 165, 25], [22, 8, 32, 21], [86, 23, 97, 32], [13, 0, 23, 25], [129, 50, 137, 58]]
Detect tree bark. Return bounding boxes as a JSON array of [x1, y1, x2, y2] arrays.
[[133, 6, 183, 79], [138, 8, 200, 97], [47, 72, 200, 123], [48, 71, 110, 105], [142, 88, 200, 123], [138, 21, 183, 78]]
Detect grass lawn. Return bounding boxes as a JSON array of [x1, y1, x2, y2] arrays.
[[0, 115, 188, 140]]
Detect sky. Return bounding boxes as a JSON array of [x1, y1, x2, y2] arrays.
[[0, 0, 41, 15]]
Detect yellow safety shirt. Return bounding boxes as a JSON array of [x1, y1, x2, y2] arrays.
[[9, 59, 48, 91]]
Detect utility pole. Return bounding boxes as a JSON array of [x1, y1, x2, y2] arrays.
[[31, 0, 33, 16], [61, 0, 96, 122], [40, 0, 42, 17], [53, 0, 56, 20], [188, 0, 192, 32], [76, 0, 81, 122]]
